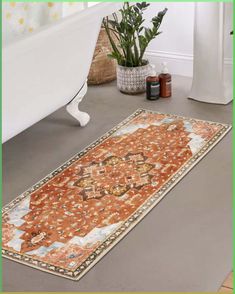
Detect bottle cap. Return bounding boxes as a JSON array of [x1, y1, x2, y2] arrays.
[[149, 64, 156, 77], [161, 62, 169, 74]]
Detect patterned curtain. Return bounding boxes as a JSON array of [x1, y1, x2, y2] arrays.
[[2, 2, 99, 45], [2, 2, 62, 44]]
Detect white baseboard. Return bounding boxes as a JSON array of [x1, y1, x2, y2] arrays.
[[145, 50, 233, 77]]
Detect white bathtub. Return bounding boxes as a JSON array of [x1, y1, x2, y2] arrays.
[[2, 2, 120, 143]]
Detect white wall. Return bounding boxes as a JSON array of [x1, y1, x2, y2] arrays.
[[224, 2, 233, 58], [62, 2, 233, 78], [143, 2, 233, 77], [62, 2, 99, 18]]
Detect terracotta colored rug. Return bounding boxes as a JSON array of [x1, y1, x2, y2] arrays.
[[2, 109, 231, 280]]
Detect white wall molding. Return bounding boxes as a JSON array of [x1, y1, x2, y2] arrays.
[[145, 49, 232, 77], [145, 50, 193, 77]]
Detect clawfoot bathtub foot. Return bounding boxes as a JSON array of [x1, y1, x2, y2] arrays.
[[66, 82, 90, 126]]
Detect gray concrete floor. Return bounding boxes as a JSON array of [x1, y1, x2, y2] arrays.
[[3, 75, 232, 292]]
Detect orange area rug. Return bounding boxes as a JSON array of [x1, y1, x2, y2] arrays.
[[2, 109, 231, 280]]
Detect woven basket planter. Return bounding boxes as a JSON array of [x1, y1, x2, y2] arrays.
[[88, 28, 117, 85]]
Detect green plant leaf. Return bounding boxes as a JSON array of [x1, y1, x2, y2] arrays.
[[104, 2, 167, 67]]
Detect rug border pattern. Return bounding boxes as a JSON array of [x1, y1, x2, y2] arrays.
[[2, 108, 232, 280]]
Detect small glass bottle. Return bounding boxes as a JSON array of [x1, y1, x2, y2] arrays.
[[158, 62, 172, 98], [146, 64, 160, 100]]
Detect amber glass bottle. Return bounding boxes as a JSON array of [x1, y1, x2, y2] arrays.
[[158, 62, 172, 98], [146, 65, 160, 100]]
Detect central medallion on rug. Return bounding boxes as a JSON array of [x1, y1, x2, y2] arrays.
[[2, 109, 231, 280]]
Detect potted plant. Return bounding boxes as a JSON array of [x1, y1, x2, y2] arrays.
[[103, 2, 167, 94]]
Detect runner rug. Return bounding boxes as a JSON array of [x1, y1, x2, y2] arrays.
[[2, 109, 231, 280]]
